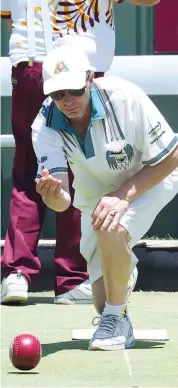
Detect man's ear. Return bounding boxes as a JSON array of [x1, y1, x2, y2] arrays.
[[90, 71, 95, 80], [89, 71, 94, 86]]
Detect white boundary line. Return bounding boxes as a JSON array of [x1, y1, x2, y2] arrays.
[[123, 349, 133, 377]]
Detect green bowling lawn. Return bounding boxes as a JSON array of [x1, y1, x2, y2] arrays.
[[1, 292, 178, 387]]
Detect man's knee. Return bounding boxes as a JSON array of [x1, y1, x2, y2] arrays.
[[96, 224, 129, 254]]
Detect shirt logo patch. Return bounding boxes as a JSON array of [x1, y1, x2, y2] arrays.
[[106, 144, 134, 170]]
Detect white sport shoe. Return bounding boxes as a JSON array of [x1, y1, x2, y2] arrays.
[[54, 267, 138, 305], [1, 270, 28, 304], [91, 267, 138, 328], [89, 313, 135, 351], [54, 282, 93, 305]]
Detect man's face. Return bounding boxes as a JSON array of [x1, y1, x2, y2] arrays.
[[53, 77, 93, 120]]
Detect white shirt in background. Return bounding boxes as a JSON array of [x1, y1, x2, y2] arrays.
[[0, 0, 123, 70]]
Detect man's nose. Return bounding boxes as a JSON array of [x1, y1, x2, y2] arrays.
[[63, 91, 74, 104]]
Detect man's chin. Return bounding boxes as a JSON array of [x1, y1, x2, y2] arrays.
[[65, 110, 80, 119]]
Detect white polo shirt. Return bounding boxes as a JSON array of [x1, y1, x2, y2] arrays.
[[0, 0, 123, 69], [32, 76, 178, 211]]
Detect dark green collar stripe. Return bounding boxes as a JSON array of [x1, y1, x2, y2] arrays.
[[101, 118, 109, 144], [60, 129, 77, 148], [60, 133, 73, 153], [94, 85, 110, 117], [103, 89, 125, 140], [46, 101, 54, 127]]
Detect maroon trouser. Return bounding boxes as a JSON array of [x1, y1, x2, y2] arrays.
[[1, 63, 104, 295]]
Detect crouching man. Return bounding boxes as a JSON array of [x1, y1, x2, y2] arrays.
[[32, 45, 178, 351]]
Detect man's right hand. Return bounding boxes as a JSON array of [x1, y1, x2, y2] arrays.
[[36, 169, 63, 200]]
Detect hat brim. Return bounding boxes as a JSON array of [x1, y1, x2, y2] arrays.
[[43, 71, 87, 95]]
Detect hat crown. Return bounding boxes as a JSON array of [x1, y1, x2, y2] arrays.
[[42, 45, 91, 83]]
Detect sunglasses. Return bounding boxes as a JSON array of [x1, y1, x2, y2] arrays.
[[49, 87, 86, 101]]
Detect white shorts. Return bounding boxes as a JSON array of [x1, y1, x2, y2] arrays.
[[80, 169, 178, 284]]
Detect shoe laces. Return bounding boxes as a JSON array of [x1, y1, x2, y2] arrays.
[[93, 314, 124, 337], [92, 316, 101, 326], [92, 307, 129, 327]]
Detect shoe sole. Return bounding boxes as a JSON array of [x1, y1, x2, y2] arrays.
[[54, 298, 93, 305], [1, 292, 28, 305], [89, 340, 135, 351]]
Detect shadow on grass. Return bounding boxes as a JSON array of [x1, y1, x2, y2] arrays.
[[42, 340, 89, 356], [26, 297, 54, 305], [8, 371, 39, 375], [2, 296, 95, 306], [1, 297, 54, 307], [42, 339, 165, 357], [134, 340, 165, 349]]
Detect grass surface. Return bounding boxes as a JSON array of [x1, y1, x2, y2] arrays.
[[1, 292, 178, 388]]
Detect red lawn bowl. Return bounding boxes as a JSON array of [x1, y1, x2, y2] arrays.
[[9, 334, 42, 371]]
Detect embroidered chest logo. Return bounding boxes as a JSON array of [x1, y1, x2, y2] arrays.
[[106, 144, 134, 170]]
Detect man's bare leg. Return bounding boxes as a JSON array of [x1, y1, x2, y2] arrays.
[[89, 225, 135, 350], [92, 277, 106, 314], [92, 266, 138, 315], [97, 226, 131, 305]]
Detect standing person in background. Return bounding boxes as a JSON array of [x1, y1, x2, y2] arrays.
[[1, 0, 158, 305]]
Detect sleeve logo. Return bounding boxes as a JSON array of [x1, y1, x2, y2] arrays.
[[148, 122, 165, 145], [37, 156, 48, 163]]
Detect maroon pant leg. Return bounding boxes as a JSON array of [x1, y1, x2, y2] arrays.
[[1, 66, 103, 290], [1, 62, 89, 291], [54, 166, 88, 294], [1, 63, 46, 282]]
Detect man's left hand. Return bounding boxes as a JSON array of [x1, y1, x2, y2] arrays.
[[92, 196, 129, 232]]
